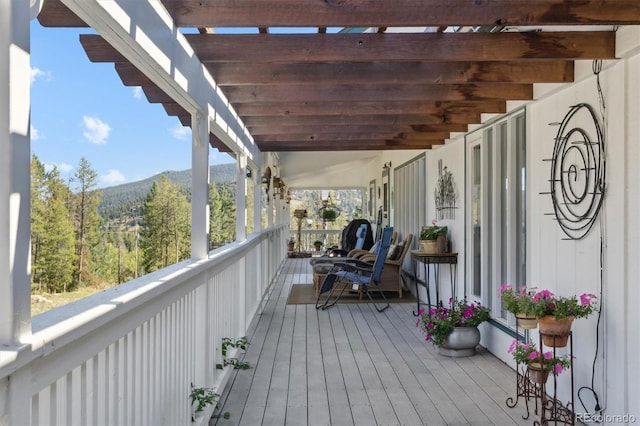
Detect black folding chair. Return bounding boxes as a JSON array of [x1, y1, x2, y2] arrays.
[[315, 226, 394, 312]]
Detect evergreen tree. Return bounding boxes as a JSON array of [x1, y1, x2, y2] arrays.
[[140, 175, 191, 272], [209, 183, 236, 248], [31, 155, 48, 292], [36, 167, 77, 293], [72, 157, 102, 287]]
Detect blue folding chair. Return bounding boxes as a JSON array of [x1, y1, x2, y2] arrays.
[[315, 226, 394, 312]]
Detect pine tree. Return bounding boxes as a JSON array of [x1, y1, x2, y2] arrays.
[[36, 167, 77, 293], [31, 155, 48, 292], [209, 183, 236, 248], [140, 175, 191, 272], [72, 157, 102, 288]]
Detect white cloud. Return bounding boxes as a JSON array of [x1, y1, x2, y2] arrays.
[[30, 67, 49, 84], [132, 86, 143, 99], [82, 116, 111, 145], [172, 124, 191, 141], [101, 169, 126, 185], [31, 125, 40, 141], [43, 162, 73, 174], [57, 163, 73, 173]]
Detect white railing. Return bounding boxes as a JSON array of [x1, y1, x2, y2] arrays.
[[0, 226, 287, 426], [290, 229, 342, 252]]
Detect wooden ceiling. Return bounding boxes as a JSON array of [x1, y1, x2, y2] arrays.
[[38, 1, 638, 152]]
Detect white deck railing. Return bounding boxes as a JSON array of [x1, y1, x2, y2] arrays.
[[0, 227, 287, 426]]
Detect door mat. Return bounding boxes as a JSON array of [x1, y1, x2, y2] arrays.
[[286, 284, 416, 305]]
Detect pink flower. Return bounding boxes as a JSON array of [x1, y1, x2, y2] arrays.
[[500, 284, 512, 293], [507, 340, 517, 353], [533, 289, 554, 301], [417, 308, 425, 315], [543, 351, 553, 360], [432, 218, 437, 225], [554, 364, 564, 374], [580, 293, 597, 305], [529, 351, 540, 361]]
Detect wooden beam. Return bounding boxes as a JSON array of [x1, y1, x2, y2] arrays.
[[224, 83, 533, 103], [80, 34, 127, 62], [235, 101, 504, 117], [248, 125, 453, 136], [256, 140, 441, 151], [243, 116, 469, 131], [208, 60, 574, 85], [161, 0, 640, 27], [185, 32, 615, 63], [255, 133, 405, 142], [38, 0, 87, 27]]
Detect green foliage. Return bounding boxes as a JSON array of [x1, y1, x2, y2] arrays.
[[216, 336, 250, 370], [508, 340, 571, 375], [140, 175, 191, 273], [209, 183, 236, 247], [420, 221, 448, 240], [416, 299, 490, 348], [31, 162, 77, 293], [189, 384, 219, 422]]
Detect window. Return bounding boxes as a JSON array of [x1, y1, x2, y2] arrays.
[[466, 111, 526, 323]]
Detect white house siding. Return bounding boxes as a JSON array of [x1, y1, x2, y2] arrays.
[[372, 29, 640, 421]]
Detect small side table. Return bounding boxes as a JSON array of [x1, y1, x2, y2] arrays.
[[410, 251, 458, 316]]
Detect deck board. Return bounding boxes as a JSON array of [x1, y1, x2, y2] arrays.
[[213, 258, 535, 425]]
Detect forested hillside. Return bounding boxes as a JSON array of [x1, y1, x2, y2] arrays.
[[99, 163, 236, 220]]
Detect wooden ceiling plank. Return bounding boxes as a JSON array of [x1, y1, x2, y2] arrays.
[[244, 117, 469, 132], [256, 141, 441, 152], [248, 125, 453, 136], [256, 133, 402, 142], [185, 32, 615, 63], [235, 101, 504, 116], [114, 63, 155, 87], [225, 83, 533, 103], [160, 0, 640, 27], [209, 60, 574, 85]]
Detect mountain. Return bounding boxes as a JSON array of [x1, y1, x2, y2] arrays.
[[99, 163, 236, 220]]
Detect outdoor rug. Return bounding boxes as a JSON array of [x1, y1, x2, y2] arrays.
[[287, 284, 416, 305]]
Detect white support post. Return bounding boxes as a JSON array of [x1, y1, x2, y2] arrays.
[[1, 1, 32, 424], [236, 155, 247, 242], [0, 0, 32, 346], [191, 113, 209, 260], [253, 171, 261, 232]]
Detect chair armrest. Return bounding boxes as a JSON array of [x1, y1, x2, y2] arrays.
[[348, 249, 370, 259], [359, 253, 377, 263]]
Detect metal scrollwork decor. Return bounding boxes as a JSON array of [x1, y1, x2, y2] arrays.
[[549, 103, 606, 240], [435, 160, 457, 220]]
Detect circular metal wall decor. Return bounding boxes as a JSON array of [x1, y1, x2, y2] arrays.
[[549, 103, 606, 240]]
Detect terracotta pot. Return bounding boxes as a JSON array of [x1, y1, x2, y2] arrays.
[[515, 313, 538, 330], [528, 362, 550, 384], [538, 315, 573, 347], [419, 240, 438, 254], [438, 326, 480, 357]]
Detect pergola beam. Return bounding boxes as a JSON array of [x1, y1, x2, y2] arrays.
[[160, 0, 640, 27]]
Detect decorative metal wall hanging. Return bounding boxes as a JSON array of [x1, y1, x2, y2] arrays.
[[434, 160, 457, 220], [547, 103, 606, 240]]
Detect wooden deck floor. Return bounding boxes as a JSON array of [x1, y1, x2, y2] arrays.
[[212, 258, 534, 426]]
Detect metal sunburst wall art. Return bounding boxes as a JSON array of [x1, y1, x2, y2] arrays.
[[548, 103, 606, 240]]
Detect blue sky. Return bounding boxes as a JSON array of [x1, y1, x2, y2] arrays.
[[30, 22, 235, 188]]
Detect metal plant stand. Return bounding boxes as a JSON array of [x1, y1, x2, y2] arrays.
[[505, 323, 541, 420], [534, 331, 575, 426]]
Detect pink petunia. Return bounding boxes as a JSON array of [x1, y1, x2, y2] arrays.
[[508, 340, 517, 353], [543, 351, 553, 360], [418, 308, 425, 316], [432, 218, 437, 225], [533, 289, 554, 301], [529, 351, 540, 361], [580, 293, 597, 305], [500, 284, 512, 293], [554, 364, 564, 374]]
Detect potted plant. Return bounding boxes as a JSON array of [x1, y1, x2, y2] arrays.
[[529, 289, 597, 347], [287, 239, 295, 251], [419, 219, 447, 253], [313, 240, 323, 251], [321, 208, 338, 221], [500, 284, 538, 329], [508, 339, 572, 384], [416, 298, 490, 357]]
